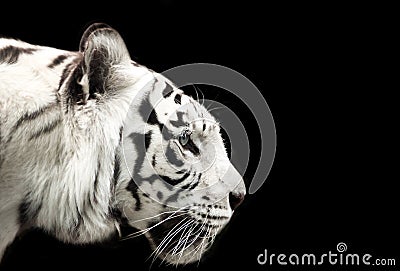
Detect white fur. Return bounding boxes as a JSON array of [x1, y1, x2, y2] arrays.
[[0, 25, 246, 265]]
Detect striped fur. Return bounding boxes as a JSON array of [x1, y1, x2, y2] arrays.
[[0, 24, 245, 265]]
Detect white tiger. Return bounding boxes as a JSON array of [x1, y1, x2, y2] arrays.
[[0, 23, 245, 265]]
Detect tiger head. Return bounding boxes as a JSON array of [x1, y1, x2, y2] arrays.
[[119, 76, 246, 265], [79, 24, 246, 265]]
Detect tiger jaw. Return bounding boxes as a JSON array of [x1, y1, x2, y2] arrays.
[[144, 204, 231, 265]]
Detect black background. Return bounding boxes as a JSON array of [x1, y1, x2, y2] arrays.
[[0, 1, 397, 270]]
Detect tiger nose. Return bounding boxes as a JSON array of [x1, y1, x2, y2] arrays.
[[229, 191, 245, 210]]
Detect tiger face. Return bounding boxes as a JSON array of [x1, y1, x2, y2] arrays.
[[118, 75, 246, 265]]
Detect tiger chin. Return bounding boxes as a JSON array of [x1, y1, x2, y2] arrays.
[[0, 23, 246, 266]]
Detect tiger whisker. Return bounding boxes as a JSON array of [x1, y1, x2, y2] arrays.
[[196, 225, 212, 265], [152, 218, 194, 266], [193, 84, 200, 104], [210, 223, 224, 244], [122, 214, 187, 241], [171, 217, 201, 258], [148, 219, 191, 268], [160, 216, 206, 267], [192, 84, 205, 106], [171, 220, 195, 256], [151, 218, 193, 260], [121, 207, 190, 240], [174, 220, 205, 265], [181, 214, 210, 263], [207, 106, 226, 114], [128, 208, 188, 224], [185, 224, 209, 264]]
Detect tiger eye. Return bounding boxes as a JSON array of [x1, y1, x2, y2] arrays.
[[179, 132, 189, 146]]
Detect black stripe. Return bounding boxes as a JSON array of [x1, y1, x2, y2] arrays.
[[159, 172, 190, 186], [113, 155, 121, 187], [181, 182, 191, 190], [162, 83, 174, 98], [48, 54, 68, 68], [181, 172, 197, 190], [58, 63, 73, 90], [139, 97, 173, 140], [139, 96, 159, 125], [128, 133, 146, 187], [174, 94, 182, 104], [143, 193, 150, 198], [109, 207, 128, 226], [12, 104, 55, 134], [127, 179, 141, 211], [19, 194, 42, 225], [165, 143, 184, 167], [58, 56, 83, 92], [119, 127, 123, 142], [170, 111, 186, 127], [7, 104, 57, 143], [0, 46, 37, 64], [59, 56, 84, 109], [18, 200, 30, 225], [138, 78, 174, 139], [148, 108, 159, 126], [188, 180, 199, 190], [144, 131, 152, 150], [29, 118, 61, 140], [127, 129, 187, 207], [152, 154, 156, 167], [183, 138, 200, 156], [189, 173, 202, 190], [203, 122, 207, 132], [93, 161, 101, 203], [157, 191, 164, 200]]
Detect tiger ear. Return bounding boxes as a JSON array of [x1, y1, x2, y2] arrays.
[[78, 23, 131, 100]]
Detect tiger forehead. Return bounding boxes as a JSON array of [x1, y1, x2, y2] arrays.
[[168, 96, 219, 135], [154, 79, 218, 132]]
